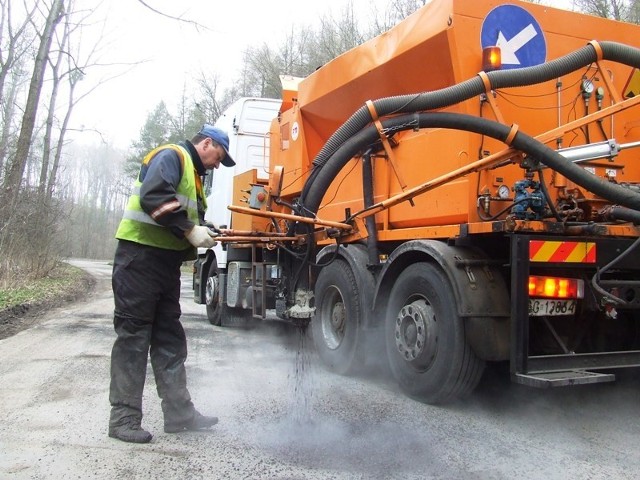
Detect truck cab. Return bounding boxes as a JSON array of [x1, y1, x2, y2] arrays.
[[193, 97, 281, 324]]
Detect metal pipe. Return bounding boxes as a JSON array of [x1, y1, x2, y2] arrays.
[[228, 205, 353, 230], [362, 150, 380, 267], [556, 138, 640, 163]]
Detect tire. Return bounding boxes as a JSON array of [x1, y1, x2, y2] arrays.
[[205, 262, 252, 327], [205, 262, 223, 326], [385, 262, 485, 404], [311, 259, 362, 374]]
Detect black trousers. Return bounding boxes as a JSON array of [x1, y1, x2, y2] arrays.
[[109, 240, 195, 428]]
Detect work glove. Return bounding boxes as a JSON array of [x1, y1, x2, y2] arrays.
[[204, 222, 222, 233], [185, 225, 218, 248]]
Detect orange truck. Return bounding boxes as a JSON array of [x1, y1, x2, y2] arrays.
[[193, 0, 640, 403]]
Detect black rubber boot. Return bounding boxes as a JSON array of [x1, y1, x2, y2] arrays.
[[164, 411, 218, 433], [108, 418, 152, 443]]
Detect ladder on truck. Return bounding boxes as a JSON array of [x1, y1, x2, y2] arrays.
[[250, 243, 274, 321]]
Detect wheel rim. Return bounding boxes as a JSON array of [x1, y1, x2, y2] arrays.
[[394, 299, 438, 370], [205, 275, 219, 307], [320, 286, 346, 350]]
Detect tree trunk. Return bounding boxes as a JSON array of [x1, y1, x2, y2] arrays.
[[2, 0, 65, 206]]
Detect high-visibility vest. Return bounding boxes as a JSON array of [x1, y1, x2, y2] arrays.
[[115, 144, 207, 253]]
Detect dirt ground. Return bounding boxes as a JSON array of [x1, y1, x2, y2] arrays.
[[3, 259, 640, 480], [0, 271, 96, 341]]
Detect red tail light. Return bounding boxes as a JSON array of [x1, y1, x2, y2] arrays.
[[528, 276, 584, 299]]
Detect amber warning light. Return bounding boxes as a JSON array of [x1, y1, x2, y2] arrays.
[[529, 276, 584, 299], [482, 46, 501, 71]]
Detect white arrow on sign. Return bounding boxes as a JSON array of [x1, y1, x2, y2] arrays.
[[496, 23, 538, 65]]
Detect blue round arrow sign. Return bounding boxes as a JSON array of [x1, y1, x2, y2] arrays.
[[481, 4, 546, 69]]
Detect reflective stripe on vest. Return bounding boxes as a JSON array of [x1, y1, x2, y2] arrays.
[[115, 144, 205, 251]]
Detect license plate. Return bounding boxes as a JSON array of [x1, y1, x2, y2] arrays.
[[528, 299, 576, 316]]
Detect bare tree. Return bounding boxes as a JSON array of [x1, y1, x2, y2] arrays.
[[194, 72, 223, 121], [241, 42, 287, 98], [0, 0, 136, 278], [39, 4, 70, 199], [314, 2, 365, 63], [573, 0, 637, 21], [232, 1, 423, 104], [0, 0, 38, 180], [56, 140, 128, 259], [629, 0, 640, 22], [135, 0, 207, 30], [369, 0, 425, 36], [0, 65, 25, 181], [168, 85, 206, 142], [2, 0, 65, 207]]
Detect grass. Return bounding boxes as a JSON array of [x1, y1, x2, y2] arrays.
[[0, 262, 90, 311], [0, 260, 192, 313]]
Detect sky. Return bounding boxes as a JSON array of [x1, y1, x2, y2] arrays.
[[70, 0, 575, 150], [70, 0, 389, 149]]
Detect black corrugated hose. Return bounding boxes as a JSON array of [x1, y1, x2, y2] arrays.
[[302, 112, 640, 215], [299, 41, 640, 212]]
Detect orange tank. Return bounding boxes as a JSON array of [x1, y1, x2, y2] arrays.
[[267, 0, 640, 236]]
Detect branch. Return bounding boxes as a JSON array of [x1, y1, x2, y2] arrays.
[[136, 0, 210, 32]]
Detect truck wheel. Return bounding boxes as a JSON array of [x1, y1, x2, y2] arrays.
[[205, 262, 223, 326], [205, 262, 253, 327], [385, 262, 484, 404], [312, 259, 362, 374]]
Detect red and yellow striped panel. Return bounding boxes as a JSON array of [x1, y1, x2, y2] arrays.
[[529, 240, 596, 263]]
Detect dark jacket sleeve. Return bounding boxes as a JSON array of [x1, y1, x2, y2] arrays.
[[139, 148, 195, 238]]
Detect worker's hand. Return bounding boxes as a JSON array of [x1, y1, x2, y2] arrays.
[[204, 222, 221, 233], [185, 225, 218, 248]]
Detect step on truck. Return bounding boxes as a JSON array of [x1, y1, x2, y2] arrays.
[[194, 0, 640, 403]]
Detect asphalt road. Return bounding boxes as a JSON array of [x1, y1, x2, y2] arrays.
[[1, 259, 639, 479]]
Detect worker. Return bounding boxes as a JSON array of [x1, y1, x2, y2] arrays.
[[107, 125, 235, 443]]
